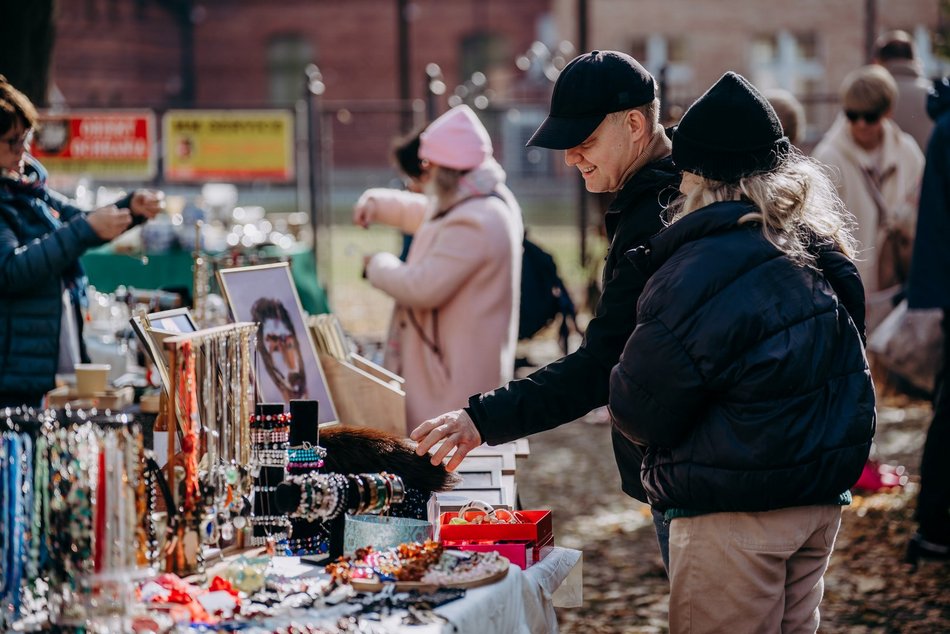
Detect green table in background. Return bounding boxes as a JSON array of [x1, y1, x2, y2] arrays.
[[81, 245, 330, 315]]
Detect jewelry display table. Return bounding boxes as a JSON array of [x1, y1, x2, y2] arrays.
[[241, 546, 582, 633]]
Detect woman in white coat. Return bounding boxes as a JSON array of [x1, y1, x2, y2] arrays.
[[354, 105, 523, 433], [813, 65, 924, 322]]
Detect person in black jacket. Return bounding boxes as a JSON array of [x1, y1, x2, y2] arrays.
[[0, 76, 164, 407], [411, 51, 680, 564], [905, 76, 950, 565], [609, 72, 874, 633]]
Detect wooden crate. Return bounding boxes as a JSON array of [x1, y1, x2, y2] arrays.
[[317, 352, 407, 437]]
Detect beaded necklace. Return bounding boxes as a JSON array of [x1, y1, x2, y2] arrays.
[[0, 432, 32, 626], [15, 433, 32, 618], [28, 432, 49, 581], [0, 434, 9, 599]]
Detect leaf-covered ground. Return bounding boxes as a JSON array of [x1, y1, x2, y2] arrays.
[[516, 380, 950, 633]]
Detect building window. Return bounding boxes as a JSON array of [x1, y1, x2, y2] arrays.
[[747, 30, 823, 94], [267, 35, 314, 106], [460, 32, 510, 87], [747, 30, 824, 141], [501, 108, 553, 178], [628, 35, 693, 113]]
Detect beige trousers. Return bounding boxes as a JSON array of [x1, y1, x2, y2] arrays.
[[668, 505, 841, 634]]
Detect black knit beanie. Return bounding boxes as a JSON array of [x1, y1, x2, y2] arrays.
[[672, 72, 790, 183]]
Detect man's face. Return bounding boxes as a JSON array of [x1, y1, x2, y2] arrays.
[[262, 316, 306, 398], [563, 113, 641, 193]]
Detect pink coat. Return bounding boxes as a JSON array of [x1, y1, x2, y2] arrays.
[[364, 160, 523, 433]]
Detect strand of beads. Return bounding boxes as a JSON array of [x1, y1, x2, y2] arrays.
[[286, 444, 326, 474], [249, 412, 291, 430]]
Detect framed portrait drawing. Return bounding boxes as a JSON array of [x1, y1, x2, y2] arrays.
[[217, 262, 337, 423], [130, 307, 199, 394]]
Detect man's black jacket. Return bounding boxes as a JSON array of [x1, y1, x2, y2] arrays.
[[467, 155, 680, 502]]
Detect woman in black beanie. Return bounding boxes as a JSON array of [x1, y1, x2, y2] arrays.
[[609, 72, 875, 633]]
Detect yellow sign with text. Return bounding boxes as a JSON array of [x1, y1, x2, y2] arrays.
[[163, 110, 295, 183]]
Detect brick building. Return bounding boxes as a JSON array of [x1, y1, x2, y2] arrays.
[[51, 0, 554, 173], [551, 0, 944, 145], [48, 0, 946, 187]]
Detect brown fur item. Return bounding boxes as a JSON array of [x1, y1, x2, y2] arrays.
[[320, 426, 460, 492]]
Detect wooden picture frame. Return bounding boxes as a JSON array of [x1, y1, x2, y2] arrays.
[[217, 262, 337, 423], [130, 307, 199, 395]]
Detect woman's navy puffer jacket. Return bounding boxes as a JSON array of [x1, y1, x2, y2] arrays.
[[609, 200, 875, 515]]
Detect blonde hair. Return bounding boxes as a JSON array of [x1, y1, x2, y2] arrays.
[[841, 65, 897, 114], [668, 148, 857, 264], [423, 163, 466, 212]]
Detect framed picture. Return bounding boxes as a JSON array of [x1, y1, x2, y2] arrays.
[[217, 262, 337, 423], [130, 307, 199, 394]]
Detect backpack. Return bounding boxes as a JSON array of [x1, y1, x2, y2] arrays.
[[519, 234, 578, 353], [442, 191, 580, 354]]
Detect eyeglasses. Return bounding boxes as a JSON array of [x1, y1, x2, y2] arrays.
[[1, 129, 33, 151], [845, 110, 884, 124]]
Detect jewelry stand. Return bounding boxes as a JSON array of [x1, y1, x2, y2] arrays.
[[284, 399, 337, 564], [250, 402, 288, 550], [162, 322, 256, 574]]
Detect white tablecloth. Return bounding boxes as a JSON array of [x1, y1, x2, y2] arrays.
[[431, 546, 582, 634], [259, 546, 582, 634]]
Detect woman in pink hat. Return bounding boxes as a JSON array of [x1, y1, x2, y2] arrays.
[[354, 105, 524, 434]]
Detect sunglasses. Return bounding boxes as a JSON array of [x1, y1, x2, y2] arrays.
[[1, 128, 33, 151], [845, 110, 884, 124]]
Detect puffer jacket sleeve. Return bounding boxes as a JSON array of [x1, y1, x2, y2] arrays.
[[0, 208, 101, 293], [608, 312, 708, 448], [44, 188, 91, 222], [365, 207, 497, 309], [816, 247, 867, 344], [46, 189, 140, 225]]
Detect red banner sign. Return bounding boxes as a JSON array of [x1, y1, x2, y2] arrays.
[[32, 111, 156, 180]]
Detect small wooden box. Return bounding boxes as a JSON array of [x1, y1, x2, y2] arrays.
[[317, 352, 406, 437]]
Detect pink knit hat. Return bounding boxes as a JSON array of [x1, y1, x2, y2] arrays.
[[419, 105, 493, 170]]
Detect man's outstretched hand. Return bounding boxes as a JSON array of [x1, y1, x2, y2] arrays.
[[410, 409, 482, 471]]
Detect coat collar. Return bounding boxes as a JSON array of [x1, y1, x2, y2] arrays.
[[625, 199, 758, 274], [822, 115, 908, 170], [606, 130, 676, 218]]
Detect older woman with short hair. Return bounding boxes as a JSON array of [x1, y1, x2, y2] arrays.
[[813, 64, 924, 305]]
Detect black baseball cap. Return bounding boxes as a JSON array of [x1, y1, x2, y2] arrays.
[[527, 50, 657, 150]]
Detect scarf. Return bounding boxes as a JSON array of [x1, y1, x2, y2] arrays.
[[0, 154, 89, 306]]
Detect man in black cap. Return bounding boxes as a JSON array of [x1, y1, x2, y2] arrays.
[[412, 50, 680, 569]]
